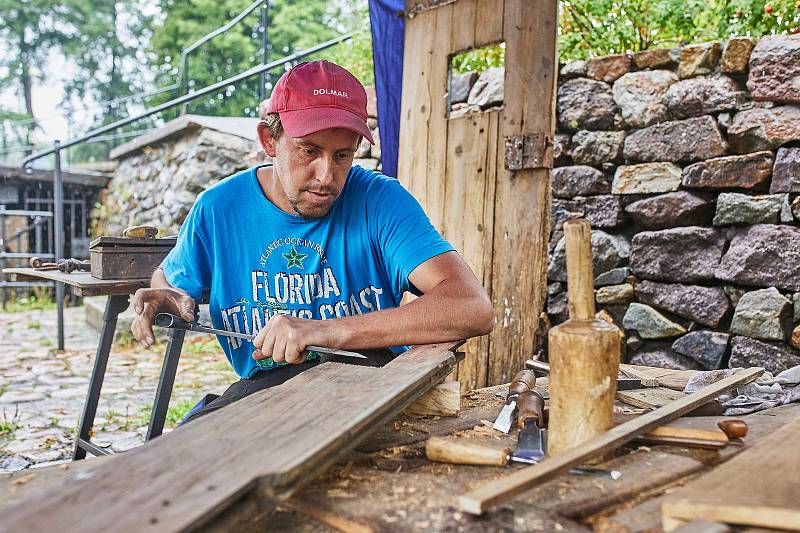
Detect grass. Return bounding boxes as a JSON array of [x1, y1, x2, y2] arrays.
[[1, 293, 56, 314], [134, 399, 197, 430], [181, 337, 220, 356], [0, 421, 18, 437]]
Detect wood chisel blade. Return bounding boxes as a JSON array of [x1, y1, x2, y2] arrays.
[[515, 419, 545, 461], [493, 402, 516, 433]]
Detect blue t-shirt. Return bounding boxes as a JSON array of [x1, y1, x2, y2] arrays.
[[162, 164, 454, 378]]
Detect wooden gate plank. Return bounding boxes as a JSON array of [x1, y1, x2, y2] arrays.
[[0, 344, 459, 533]]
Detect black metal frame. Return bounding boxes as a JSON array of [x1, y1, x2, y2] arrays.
[[74, 295, 190, 459]]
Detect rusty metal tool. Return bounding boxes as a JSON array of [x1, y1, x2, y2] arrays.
[[493, 369, 537, 434]]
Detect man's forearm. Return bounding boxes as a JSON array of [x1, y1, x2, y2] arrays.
[[150, 266, 173, 290], [323, 279, 494, 349]]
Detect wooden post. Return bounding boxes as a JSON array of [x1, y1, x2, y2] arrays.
[[547, 219, 621, 457]]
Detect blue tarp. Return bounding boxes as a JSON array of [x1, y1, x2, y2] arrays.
[[368, 0, 405, 178]]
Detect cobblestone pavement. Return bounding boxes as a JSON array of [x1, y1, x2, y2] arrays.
[[0, 305, 237, 473]]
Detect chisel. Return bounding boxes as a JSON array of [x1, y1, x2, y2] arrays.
[[153, 312, 368, 359], [493, 369, 537, 433], [515, 390, 546, 461], [425, 437, 620, 479]]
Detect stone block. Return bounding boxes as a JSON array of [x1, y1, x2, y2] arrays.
[[596, 283, 634, 305], [713, 193, 786, 226], [553, 134, 572, 166], [586, 54, 632, 83], [728, 106, 800, 153], [548, 230, 630, 282], [595, 267, 631, 287], [557, 78, 620, 131], [730, 287, 792, 342], [551, 165, 611, 198], [554, 195, 625, 229], [679, 42, 722, 78], [721, 37, 756, 73], [630, 227, 725, 283], [623, 116, 727, 164], [716, 224, 800, 291], [612, 70, 676, 128], [467, 67, 504, 109], [672, 331, 730, 370], [623, 303, 687, 339], [682, 151, 773, 190], [665, 75, 744, 119], [624, 191, 715, 230], [629, 343, 702, 370], [747, 35, 800, 103], [559, 60, 587, 80], [547, 291, 569, 324], [635, 280, 731, 329], [570, 130, 625, 166], [729, 336, 800, 374], [632, 48, 679, 70], [450, 71, 479, 105], [612, 162, 682, 194], [770, 147, 800, 193]]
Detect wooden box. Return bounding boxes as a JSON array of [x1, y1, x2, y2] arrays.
[[89, 236, 177, 280]]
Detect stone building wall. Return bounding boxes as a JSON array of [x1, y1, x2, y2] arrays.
[[100, 88, 381, 237], [457, 34, 800, 374]]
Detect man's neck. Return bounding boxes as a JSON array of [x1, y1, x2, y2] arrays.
[[256, 165, 292, 214]]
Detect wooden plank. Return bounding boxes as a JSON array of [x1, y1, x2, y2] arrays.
[[1, 344, 459, 532], [457, 367, 764, 515], [617, 387, 686, 409], [620, 364, 698, 391], [487, 0, 556, 384], [3, 267, 148, 296], [662, 416, 800, 531], [404, 381, 461, 417]]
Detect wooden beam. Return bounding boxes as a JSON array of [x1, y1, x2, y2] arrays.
[[404, 381, 461, 417], [457, 367, 764, 515], [2, 344, 460, 532]]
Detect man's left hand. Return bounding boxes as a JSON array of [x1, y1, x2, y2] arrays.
[[251, 314, 331, 364]]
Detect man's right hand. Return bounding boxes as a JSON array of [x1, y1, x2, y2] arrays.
[[131, 287, 196, 348]]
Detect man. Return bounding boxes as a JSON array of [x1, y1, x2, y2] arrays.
[[131, 60, 494, 420]]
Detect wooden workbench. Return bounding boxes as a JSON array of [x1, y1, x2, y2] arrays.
[[2, 386, 798, 532], [2, 267, 149, 297]]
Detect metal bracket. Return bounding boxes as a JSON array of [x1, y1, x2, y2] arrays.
[[504, 133, 553, 171]]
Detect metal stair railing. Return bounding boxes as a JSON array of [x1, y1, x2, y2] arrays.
[[18, 32, 352, 349]]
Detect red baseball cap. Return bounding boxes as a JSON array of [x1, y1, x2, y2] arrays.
[[267, 60, 374, 144]]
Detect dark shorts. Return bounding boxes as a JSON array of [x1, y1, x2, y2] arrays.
[[182, 359, 321, 424]]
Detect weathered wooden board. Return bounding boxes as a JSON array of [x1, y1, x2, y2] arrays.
[[620, 364, 698, 391], [404, 380, 461, 417], [0, 343, 460, 533], [662, 416, 800, 531], [3, 267, 147, 296], [398, 0, 554, 390]]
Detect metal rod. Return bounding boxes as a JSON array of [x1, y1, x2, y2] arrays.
[[259, 0, 269, 102], [53, 141, 65, 351], [21, 33, 352, 169]]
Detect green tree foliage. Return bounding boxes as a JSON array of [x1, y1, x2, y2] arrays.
[[559, 0, 800, 61], [149, 0, 368, 117]]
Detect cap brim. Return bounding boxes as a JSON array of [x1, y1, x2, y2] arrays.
[[279, 107, 374, 144]]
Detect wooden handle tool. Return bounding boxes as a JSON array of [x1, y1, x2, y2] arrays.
[[517, 390, 545, 429], [508, 369, 537, 397], [426, 437, 511, 466], [547, 219, 622, 457], [718, 419, 747, 439]]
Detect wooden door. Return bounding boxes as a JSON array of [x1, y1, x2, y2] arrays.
[[398, 0, 557, 389]]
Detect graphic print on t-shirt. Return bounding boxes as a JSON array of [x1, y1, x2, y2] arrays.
[[218, 236, 384, 369]]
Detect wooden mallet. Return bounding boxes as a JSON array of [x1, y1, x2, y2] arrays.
[[547, 219, 622, 457]]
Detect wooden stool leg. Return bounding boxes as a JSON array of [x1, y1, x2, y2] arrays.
[[145, 328, 185, 440], [73, 294, 129, 460]]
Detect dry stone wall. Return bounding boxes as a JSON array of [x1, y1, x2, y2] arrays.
[[548, 35, 800, 374], [452, 34, 800, 374]]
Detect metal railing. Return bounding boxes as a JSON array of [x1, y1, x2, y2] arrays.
[[17, 32, 351, 349]]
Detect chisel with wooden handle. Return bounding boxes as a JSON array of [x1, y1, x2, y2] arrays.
[[493, 369, 537, 433], [515, 390, 546, 461], [425, 437, 620, 479]]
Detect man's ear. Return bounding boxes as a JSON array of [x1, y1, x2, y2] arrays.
[[257, 122, 278, 158]]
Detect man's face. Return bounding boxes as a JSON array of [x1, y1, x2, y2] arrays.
[[260, 125, 360, 219]]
